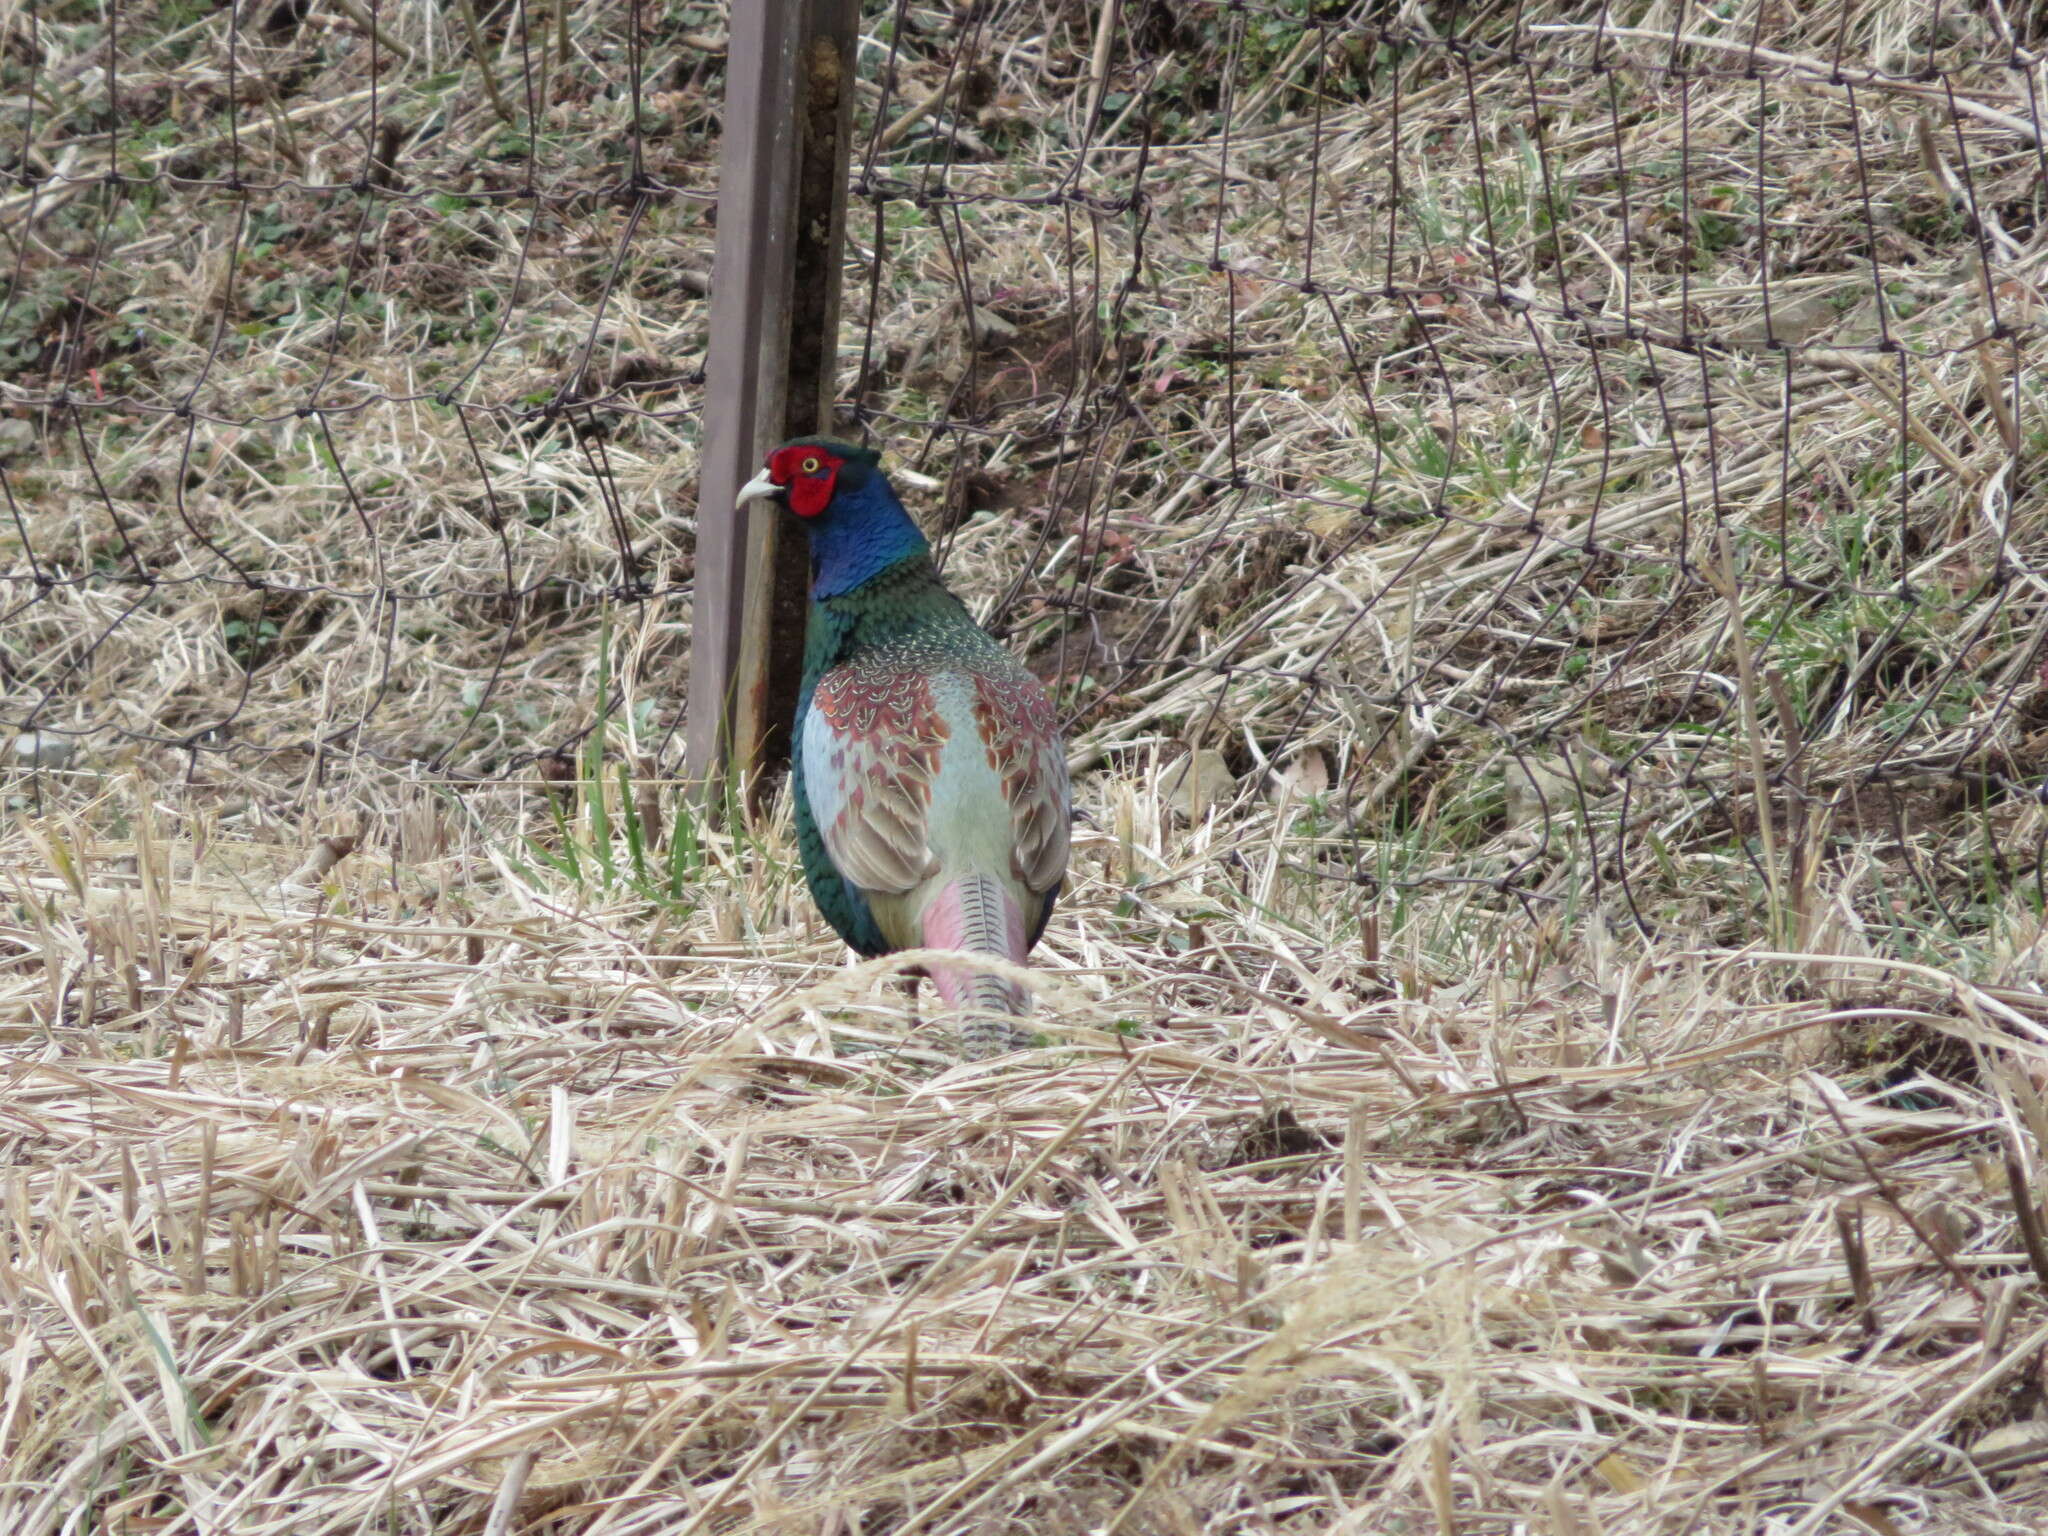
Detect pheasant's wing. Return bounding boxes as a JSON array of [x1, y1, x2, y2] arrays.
[[970, 665, 1071, 897], [801, 663, 946, 896]]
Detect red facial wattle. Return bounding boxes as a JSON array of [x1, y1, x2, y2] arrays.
[[770, 445, 843, 518]]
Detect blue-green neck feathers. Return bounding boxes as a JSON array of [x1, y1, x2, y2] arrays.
[[803, 462, 931, 600]]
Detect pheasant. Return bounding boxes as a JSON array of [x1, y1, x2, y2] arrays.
[[737, 437, 1070, 1058]]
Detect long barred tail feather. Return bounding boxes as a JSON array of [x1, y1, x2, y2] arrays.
[[922, 873, 1032, 1059]]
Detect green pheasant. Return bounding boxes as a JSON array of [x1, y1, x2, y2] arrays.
[[738, 438, 1070, 1058]]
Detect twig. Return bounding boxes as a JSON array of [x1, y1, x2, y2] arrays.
[[328, 0, 414, 62], [2002, 1138, 2048, 1293], [454, 0, 519, 127], [879, 79, 954, 152], [1814, 1085, 1985, 1306]]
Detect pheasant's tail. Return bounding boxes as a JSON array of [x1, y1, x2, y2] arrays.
[[922, 873, 1033, 1060]]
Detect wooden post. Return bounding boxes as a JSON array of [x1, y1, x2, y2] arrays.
[[685, 0, 857, 794]]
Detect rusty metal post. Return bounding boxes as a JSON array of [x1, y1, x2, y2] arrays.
[[685, 0, 857, 795]]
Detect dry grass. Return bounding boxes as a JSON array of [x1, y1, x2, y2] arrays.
[[8, 0, 2048, 1531], [12, 776, 2048, 1534]]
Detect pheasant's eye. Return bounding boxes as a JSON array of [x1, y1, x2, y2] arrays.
[[799, 455, 822, 475]]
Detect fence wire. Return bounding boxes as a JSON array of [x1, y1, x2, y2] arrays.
[[5, 0, 2046, 949], [844, 0, 2048, 949]]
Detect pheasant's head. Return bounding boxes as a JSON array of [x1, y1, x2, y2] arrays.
[[736, 437, 929, 598], [736, 437, 883, 519]]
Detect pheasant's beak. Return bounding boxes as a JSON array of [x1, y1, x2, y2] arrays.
[[736, 469, 783, 508]]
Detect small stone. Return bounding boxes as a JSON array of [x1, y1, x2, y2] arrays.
[[968, 305, 1020, 348], [1726, 292, 1840, 349], [1969, 1421, 2048, 1476], [1504, 754, 1579, 829], [1505, 745, 1610, 830], [12, 731, 74, 769], [1266, 746, 1330, 803], [1161, 748, 1237, 821]]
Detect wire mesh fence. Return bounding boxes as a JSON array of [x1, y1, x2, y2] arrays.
[[848, 0, 2048, 955], [2, 0, 716, 791], [5, 0, 2047, 953]]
